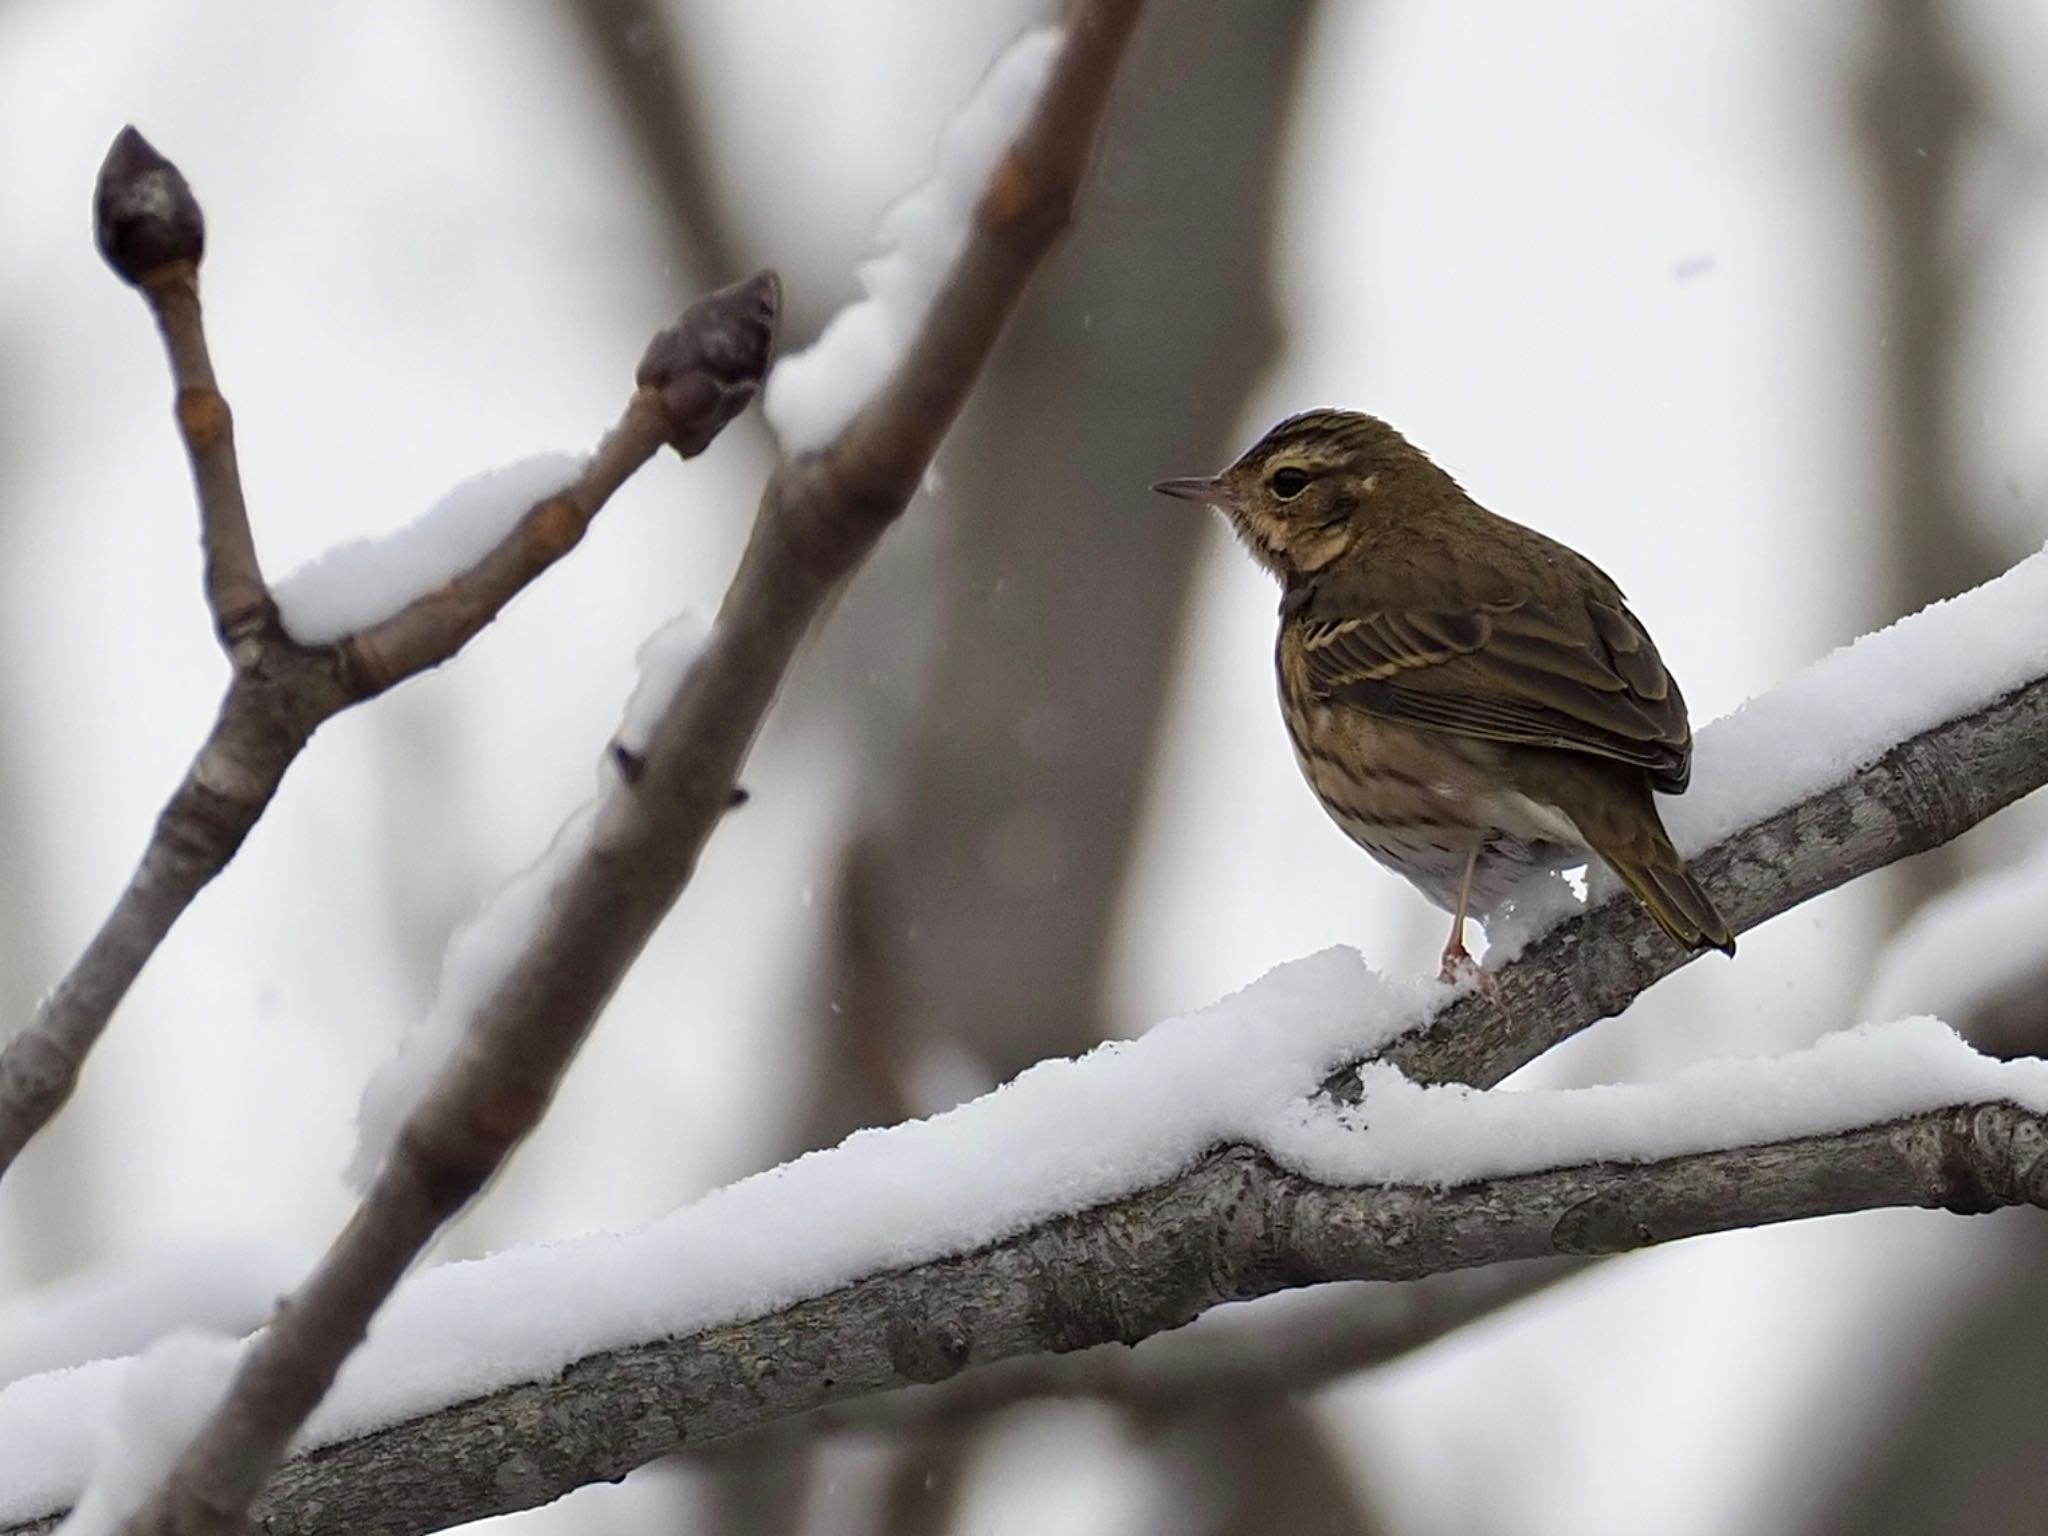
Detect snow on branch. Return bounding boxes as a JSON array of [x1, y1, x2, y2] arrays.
[[271, 455, 589, 646], [51, 1335, 238, 1536], [4, 1009, 2043, 1536]]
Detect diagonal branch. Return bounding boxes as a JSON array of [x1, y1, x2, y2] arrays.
[[0, 121, 777, 1183], [103, 8, 1145, 1535]]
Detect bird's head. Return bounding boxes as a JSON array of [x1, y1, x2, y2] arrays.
[[1153, 409, 1443, 581]]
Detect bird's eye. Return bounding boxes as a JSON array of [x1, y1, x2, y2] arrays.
[[1268, 467, 1312, 500]]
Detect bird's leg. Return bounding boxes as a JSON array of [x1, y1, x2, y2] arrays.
[[1438, 848, 1499, 998]]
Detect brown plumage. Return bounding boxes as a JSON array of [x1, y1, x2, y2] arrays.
[[1154, 409, 1733, 976]]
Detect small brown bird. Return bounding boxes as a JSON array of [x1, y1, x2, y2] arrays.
[[1154, 409, 1733, 978]]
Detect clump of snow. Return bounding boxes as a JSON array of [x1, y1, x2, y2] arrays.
[[348, 804, 596, 1190], [763, 29, 1062, 453], [6, 946, 2044, 1526], [0, 1245, 288, 1388], [54, 1331, 240, 1536], [274, 453, 587, 645], [1266, 1016, 2048, 1187], [613, 611, 707, 764], [1862, 838, 2048, 1028], [1665, 544, 2048, 853]]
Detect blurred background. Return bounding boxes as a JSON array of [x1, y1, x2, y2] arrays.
[[4, 1, 2048, 1532]]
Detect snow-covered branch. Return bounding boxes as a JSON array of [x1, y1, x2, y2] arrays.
[[9, 1074, 2036, 1536], [0, 139, 776, 1184], [9, 999, 2048, 1535]]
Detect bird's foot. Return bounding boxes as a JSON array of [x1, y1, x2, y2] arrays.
[[1437, 942, 1501, 1000]]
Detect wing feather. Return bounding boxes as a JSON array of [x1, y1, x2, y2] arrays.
[[1300, 592, 1692, 792]]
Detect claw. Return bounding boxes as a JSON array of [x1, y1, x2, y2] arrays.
[[1436, 941, 1501, 1000]]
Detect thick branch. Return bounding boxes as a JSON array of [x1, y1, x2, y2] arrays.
[[5, 1100, 2018, 1536], [107, 9, 1142, 1535], [0, 254, 775, 1182]]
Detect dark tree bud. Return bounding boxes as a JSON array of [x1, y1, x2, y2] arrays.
[[637, 269, 781, 457], [94, 127, 205, 284]]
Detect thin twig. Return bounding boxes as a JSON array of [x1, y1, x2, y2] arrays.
[[109, 8, 1144, 1534], [12, 600, 2048, 1534], [93, 127, 266, 646], [0, 123, 778, 1182]]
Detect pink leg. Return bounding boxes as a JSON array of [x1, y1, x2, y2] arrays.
[[1438, 848, 1499, 997]]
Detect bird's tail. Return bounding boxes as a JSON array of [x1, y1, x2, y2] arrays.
[[1573, 791, 1736, 957]]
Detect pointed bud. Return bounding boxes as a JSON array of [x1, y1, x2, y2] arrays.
[[637, 270, 781, 457], [94, 127, 205, 284]]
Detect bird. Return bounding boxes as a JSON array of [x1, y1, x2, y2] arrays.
[[1152, 409, 1734, 980]]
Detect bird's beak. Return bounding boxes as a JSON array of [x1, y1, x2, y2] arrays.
[[1151, 475, 1227, 505]]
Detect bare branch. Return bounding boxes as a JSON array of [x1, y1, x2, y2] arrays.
[[3, 1100, 2017, 1536], [0, 210, 777, 1182], [104, 9, 1144, 1534], [94, 128, 267, 648]]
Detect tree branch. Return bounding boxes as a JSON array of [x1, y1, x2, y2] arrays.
[[803, 1256, 1587, 1433], [12, 1099, 2017, 1536], [93, 129, 267, 649], [101, 8, 1144, 1534], [0, 123, 776, 1183]]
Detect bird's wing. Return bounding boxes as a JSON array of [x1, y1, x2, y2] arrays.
[[1298, 591, 1693, 792]]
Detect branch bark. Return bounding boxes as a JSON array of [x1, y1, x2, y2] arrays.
[[11, 1099, 2022, 1536], [96, 8, 1145, 1534]]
